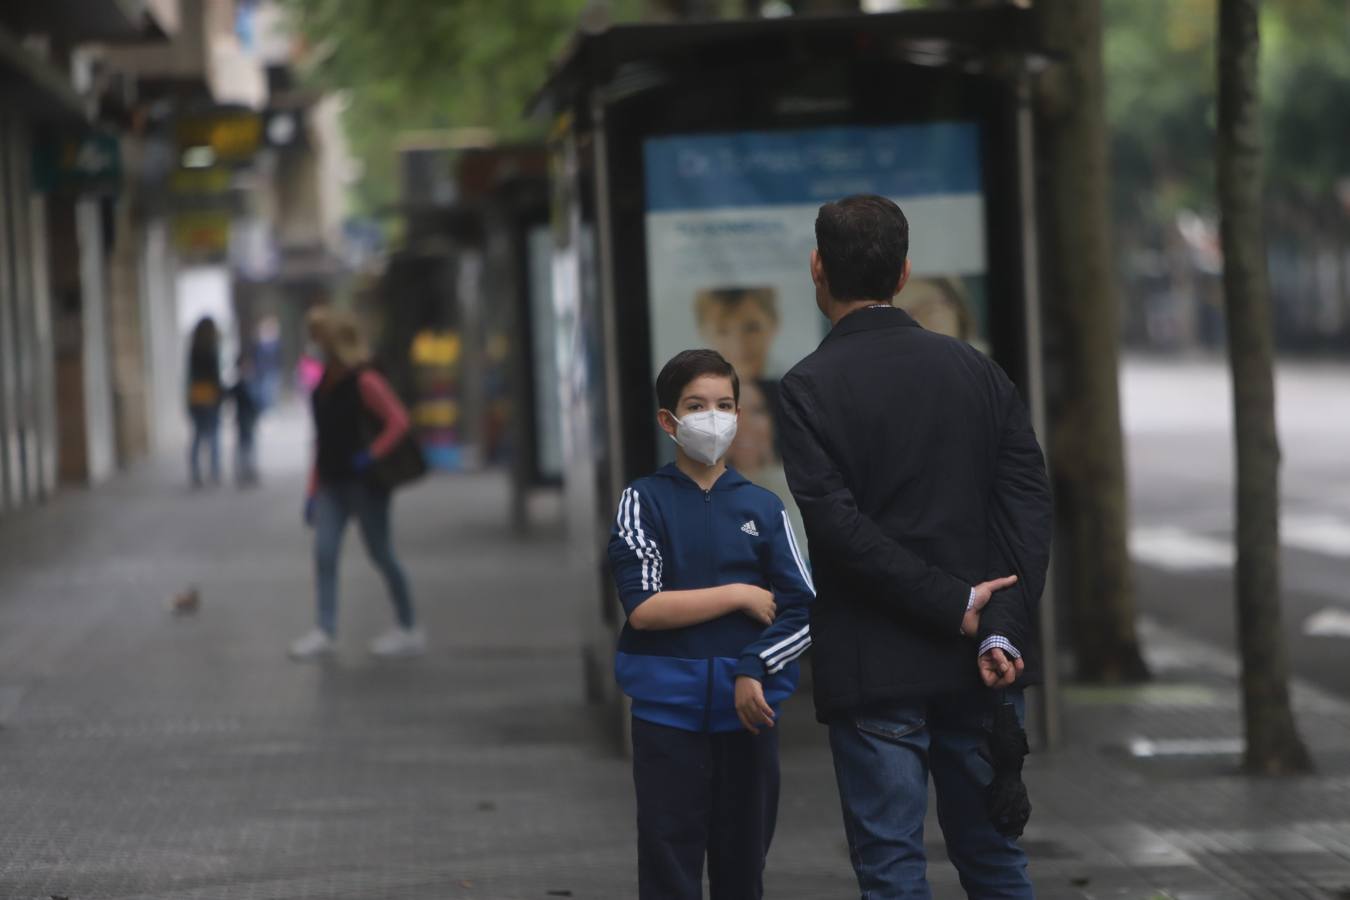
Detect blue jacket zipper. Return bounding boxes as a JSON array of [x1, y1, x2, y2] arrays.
[[702, 487, 715, 733]]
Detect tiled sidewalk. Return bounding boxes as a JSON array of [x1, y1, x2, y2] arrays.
[[0, 413, 1346, 898]]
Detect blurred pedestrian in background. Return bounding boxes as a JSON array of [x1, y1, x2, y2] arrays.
[[229, 351, 262, 486], [185, 317, 223, 489], [294, 305, 328, 395], [289, 307, 424, 661], [295, 346, 325, 396], [253, 314, 283, 410]]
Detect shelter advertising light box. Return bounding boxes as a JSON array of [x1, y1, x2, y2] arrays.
[[643, 122, 990, 538]]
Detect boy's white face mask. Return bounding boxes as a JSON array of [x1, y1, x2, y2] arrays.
[[667, 409, 738, 466]]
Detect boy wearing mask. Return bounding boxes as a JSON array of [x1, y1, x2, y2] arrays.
[[608, 349, 815, 900]]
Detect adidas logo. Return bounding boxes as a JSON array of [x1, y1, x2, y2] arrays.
[[741, 520, 759, 537]]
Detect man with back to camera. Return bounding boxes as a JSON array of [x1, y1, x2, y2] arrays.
[[777, 194, 1052, 899]]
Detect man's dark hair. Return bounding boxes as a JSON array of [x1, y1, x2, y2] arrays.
[[656, 349, 740, 412], [815, 194, 910, 302]]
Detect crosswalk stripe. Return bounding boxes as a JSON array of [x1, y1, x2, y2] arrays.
[[1281, 514, 1350, 558], [1132, 511, 1350, 571], [1129, 526, 1234, 571], [1303, 607, 1350, 638]]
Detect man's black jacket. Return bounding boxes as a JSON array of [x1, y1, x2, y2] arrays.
[[778, 306, 1052, 722]]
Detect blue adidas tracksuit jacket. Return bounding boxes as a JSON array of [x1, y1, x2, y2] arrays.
[[608, 464, 815, 733]]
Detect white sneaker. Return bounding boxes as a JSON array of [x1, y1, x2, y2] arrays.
[[370, 627, 426, 658], [289, 628, 336, 660]]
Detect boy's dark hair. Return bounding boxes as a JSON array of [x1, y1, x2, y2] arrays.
[[815, 194, 910, 302], [656, 349, 740, 412]]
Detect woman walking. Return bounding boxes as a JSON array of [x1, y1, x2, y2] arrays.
[[186, 317, 223, 488], [289, 308, 424, 660]]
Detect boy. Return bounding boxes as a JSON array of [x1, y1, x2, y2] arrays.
[[608, 349, 814, 900]]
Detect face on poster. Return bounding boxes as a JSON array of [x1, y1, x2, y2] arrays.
[[643, 123, 988, 541]]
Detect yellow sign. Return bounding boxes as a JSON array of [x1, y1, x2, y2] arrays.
[[176, 114, 263, 163], [411, 330, 461, 367], [171, 167, 232, 195], [414, 400, 459, 429], [172, 211, 230, 254]]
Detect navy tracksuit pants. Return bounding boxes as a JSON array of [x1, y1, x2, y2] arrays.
[[631, 716, 780, 900]]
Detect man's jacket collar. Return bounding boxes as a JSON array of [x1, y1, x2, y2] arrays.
[[823, 304, 921, 344]]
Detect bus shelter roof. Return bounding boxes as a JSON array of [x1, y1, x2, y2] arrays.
[[531, 6, 1047, 120]]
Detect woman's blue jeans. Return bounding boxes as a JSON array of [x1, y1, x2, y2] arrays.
[[828, 688, 1033, 899], [312, 481, 414, 636], [188, 407, 220, 485]]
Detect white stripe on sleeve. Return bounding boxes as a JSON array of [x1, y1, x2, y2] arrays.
[[616, 489, 644, 590], [617, 487, 662, 594], [782, 511, 815, 594], [631, 489, 663, 592], [767, 636, 812, 673], [760, 624, 810, 661]]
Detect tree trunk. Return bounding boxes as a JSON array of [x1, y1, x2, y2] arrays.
[[1215, 0, 1313, 776], [1031, 0, 1149, 682]]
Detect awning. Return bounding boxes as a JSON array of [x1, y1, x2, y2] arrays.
[[0, 24, 87, 125], [3, 0, 168, 45]]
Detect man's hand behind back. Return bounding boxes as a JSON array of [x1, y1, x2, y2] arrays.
[[965, 575, 1025, 686], [966, 575, 1026, 688], [961, 575, 1018, 637], [979, 647, 1024, 688]]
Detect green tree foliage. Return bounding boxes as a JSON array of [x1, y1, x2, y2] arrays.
[[1104, 0, 1216, 225], [1105, 0, 1349, 223], [291, 0, 1348, 227], [281, 0, 644, 214], [1263, 2, 1350, 203]]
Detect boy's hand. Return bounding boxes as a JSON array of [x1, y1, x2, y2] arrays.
[[735, 676, 775, 734], [740, 586, 776, 626]]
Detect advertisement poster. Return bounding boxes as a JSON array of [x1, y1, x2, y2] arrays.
[[643, 123, 988, 542]]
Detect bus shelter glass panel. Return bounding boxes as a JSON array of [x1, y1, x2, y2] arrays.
[[527, 224, 563, 481], [642, 122, 989, 541]]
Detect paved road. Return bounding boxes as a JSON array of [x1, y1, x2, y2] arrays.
[[1123, 356, 1350, 697]]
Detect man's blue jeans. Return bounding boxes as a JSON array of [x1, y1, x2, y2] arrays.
[[313, 482, 414, 636], [828, 688, 1033, 899]]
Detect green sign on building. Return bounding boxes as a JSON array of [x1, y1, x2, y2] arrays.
[[33, 133, 122, 195]]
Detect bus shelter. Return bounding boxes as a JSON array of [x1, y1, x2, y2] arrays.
[[531, 7, 1057, 746]]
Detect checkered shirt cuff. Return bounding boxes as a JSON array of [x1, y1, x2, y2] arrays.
[[960, 587, 977, 635], [978, 635, 1021, 659]]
